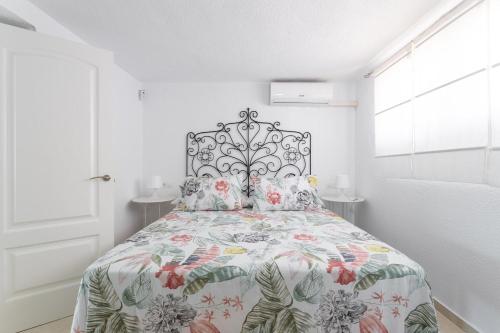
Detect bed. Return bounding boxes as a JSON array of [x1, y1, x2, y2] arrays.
[[71, 110, 437, 333]]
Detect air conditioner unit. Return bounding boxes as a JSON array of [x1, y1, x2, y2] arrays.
[[270, 82, 333, 106]]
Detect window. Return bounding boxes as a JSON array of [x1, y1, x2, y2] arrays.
[[492, 0, 500, 148], [413, 3, 487, 95], [373, 0, 499, 184], [493, 66, 500, 147], [414, 71, 488, 152], [374, 55, 412, 113], [491, 0, 500, 66], [375, 102, 412, 156]]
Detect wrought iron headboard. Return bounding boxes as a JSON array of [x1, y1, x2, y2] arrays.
[[186, 108, 311, 196]]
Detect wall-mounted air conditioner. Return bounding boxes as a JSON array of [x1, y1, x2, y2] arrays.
[[270, 82, 333, 106]]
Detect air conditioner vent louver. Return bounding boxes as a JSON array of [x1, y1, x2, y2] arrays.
[[270, 82, 333, 106]]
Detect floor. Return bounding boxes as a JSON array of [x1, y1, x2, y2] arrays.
[[20, 310, 466, 333], [20, 316, 72, 333]]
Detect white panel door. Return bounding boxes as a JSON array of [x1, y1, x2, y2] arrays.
[[0, 24, 114, 332]]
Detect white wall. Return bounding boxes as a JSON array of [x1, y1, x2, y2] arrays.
[[0, 0, 144, 243], [142, 81, 356, 199], [111, 67, 144, 243], [355, 78, 500, 333]]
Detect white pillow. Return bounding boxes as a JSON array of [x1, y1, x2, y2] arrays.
[[251, 175, 323, 211], [178, 175, 244, 211]]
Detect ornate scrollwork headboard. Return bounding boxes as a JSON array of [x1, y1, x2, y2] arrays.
[[186, 108, 311, 196]]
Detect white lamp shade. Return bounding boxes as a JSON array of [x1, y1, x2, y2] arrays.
[[150, 175, 163, 189], [336, 174, 350, 189]]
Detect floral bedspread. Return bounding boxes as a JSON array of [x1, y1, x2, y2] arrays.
[[72, 209, 437, 333]]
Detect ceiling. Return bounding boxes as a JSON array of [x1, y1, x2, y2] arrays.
[[29, 0, 444, 82], [0, 6, 35, 31]]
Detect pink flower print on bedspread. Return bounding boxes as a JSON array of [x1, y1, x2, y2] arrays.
[[163, 212, 194, 222], [155, 245, 220, 289], [170, 234, 193, 246], [360, 312, 389, 333], [186, 293, 246, 333], [235, 210, 268, 222], [327, 244, 369, 285], [197, 295, 244, 325], [203, 310, 215, 322], [293, 233, 317, 241], [336, 266, 357, 285], [189, 319, 220, 333], [266, 190, 281, 205], [201, 293, 216, 305], [154, 263, 185, 289], [214, 179, 230, 198]]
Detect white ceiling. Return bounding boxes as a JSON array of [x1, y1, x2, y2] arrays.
[[29, 0, 444, 82], [0, 6, 35, 31]]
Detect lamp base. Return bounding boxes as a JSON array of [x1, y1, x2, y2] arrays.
[[337, 189, 350, 200], [150, 189, 160, 198]]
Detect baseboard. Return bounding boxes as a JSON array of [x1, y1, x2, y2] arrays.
[[434, 298, 480, 333]]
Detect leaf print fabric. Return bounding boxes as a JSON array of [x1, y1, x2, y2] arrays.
[[182, 178, 201, 196], [72, 208, 436, 333], [317, 290, 367, 332], [143, 294, 196, 333], [252, 175, 324, 211], [179, 176, 244, 211], [404, 303, 438, 333]]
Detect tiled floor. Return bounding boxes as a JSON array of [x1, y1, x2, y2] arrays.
[[20, 310, 466, 333], [20, 316, 72, 333], [437, 311, 469, 333]]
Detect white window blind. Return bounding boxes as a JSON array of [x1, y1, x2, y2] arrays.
[[491, 0, 500, 65], [375, 102, 413, 156], [492, 65, 500, 148], [414, 71, 488, 152], [374, 1, 493, 156], [372, 0, 499, 186], [374, 55, 412, 113], [414, 2, 487, 94]]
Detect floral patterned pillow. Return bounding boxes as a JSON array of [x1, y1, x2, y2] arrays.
[[251, 175, 323, 211], [179, 176, 244, 211]]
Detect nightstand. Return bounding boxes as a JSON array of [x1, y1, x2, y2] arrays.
[[321, 195, 365, 224], [131, 195, 175, 227]]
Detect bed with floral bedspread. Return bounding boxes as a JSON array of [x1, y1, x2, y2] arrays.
[[71, 209, 438, 333]]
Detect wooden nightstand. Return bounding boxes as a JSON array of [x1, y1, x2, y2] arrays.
[[320, 195, 365, 224]]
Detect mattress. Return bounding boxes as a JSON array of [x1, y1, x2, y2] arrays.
[[71, 209, 437, 333]]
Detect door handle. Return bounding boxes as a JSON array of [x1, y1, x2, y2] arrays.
[[89, 174, 112, 182]]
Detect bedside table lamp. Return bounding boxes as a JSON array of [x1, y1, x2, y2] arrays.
[[336, 174, 350, 199], [150, 175, 163, 198]]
